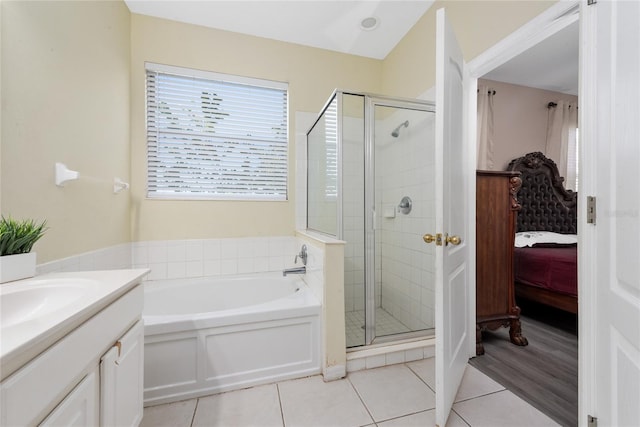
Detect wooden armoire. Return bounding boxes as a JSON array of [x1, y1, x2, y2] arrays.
[[476, 170, 528, 355]]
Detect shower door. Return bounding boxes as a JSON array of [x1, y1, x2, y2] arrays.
[[364, 98, 436, 345]]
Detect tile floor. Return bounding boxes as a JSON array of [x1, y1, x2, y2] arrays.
[[345, 308, 411, 347], [141, 358, 560, 427]]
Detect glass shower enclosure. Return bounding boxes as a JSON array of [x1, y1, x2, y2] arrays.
[[307, 91, 436, 347]]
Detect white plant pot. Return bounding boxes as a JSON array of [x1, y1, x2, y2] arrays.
[[0, 252, 37, 284]]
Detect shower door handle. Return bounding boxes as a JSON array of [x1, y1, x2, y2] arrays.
[[423, 233, 443, 246]]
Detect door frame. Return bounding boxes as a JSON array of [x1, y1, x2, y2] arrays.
[[364, 95, 437, 346], [462, 0, 582, 398]]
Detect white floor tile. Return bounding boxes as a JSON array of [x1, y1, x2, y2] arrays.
[[140, 399, 197, 427], [377, 409, 469, 427], [453, 390, 561, 427], [454, 365, 505, 402], [278, 375, 373, 427], [406, 357, 435, 390], [348, 364, 435, 422], [192, 384, 283, 427]]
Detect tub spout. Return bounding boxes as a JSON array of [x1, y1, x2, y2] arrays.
[[283, 266, 306, 276]]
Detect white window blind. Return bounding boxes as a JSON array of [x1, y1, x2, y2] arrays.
[[325, 99, 338, 199], [146, 63, 288, 200]]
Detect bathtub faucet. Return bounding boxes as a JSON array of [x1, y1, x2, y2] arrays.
[[283, 266, 306, 276]]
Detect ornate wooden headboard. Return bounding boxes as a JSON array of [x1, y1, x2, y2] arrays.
[[506, 152, 577, 233]]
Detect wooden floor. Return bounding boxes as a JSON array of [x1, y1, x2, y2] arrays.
[[469, 300, 578, 427]]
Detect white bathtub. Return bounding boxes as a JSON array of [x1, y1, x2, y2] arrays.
[[142, 272, 321, 405]]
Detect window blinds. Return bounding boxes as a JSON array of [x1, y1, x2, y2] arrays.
[[325, 99, 338, 198], [146, 63, 288, 200]]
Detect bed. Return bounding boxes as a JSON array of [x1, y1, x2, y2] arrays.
[[506, 152, 578, 314]]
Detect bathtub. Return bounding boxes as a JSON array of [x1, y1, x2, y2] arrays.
[[142, 272, 321, 406]]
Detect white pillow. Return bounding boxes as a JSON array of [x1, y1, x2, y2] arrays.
[[515, 231, 578, 248]]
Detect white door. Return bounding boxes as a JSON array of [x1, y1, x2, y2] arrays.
[[434, 7, 470, 427], [581, 1, 640, 425]]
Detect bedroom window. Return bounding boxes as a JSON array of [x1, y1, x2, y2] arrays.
[[145, 63, 289, 200]]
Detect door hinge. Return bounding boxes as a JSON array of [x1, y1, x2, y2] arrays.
[[588, 0, 597, 5], [587, 196, 597, 224], [588, 415, 598, 427]]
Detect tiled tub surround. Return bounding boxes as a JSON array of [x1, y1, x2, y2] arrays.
[[37, 237, 321, 296], [132, 237, 316, 284]]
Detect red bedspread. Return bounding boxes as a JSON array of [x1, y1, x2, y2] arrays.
[[513, 246, 578, 297]]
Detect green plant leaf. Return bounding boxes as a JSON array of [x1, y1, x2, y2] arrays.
[[0, 216, 47, 256]]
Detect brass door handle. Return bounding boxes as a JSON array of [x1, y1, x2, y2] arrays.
[[423, 233, 443, 246], [446, 235, 462, 245]]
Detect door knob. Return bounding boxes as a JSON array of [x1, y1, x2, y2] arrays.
[[423, 233, 443, 245], [446, 235, 462, 245], [423, 234, 436, 244]]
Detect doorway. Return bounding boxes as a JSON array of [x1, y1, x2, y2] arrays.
[[467, 4, 580, 426]]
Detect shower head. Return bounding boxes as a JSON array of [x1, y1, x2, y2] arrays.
[[391, 120, 409, 138]]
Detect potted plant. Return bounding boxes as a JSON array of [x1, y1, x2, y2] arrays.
[[0, 216, 47, 283]]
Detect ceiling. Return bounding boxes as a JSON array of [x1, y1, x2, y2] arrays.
[[124, 0, 435, 60], [124, 1, 579, 94], [483, 20, 579, 96]]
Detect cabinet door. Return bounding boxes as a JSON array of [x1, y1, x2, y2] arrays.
[[40, 369, 99, 427], [100, 320, 144, 427]]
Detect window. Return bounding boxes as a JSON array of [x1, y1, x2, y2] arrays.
[[324, 99, 338, 199], [145, 63, 288, 200]]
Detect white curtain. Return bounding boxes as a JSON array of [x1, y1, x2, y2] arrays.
[[477, 86, 495, 170], [545, 101, 578, 190]]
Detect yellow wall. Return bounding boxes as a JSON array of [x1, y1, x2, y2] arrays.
[[381, 0, 557, 99], [130, 14, 381, 241], [1, 1, 131, 263]]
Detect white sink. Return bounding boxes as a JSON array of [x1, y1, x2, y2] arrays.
[[1, 278, 99, 328]]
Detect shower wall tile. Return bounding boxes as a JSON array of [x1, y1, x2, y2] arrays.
[[375, 110, 436, 331]]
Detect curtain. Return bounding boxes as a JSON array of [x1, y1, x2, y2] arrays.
[[477, 86, 495, 170], [545, 101, 578, 190]]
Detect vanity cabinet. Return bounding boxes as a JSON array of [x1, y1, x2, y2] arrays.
[[100, 320, 145, 427], [0, 285, 144, 426], [40, 368, 99, 426], [476, 171, 528, 355]]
